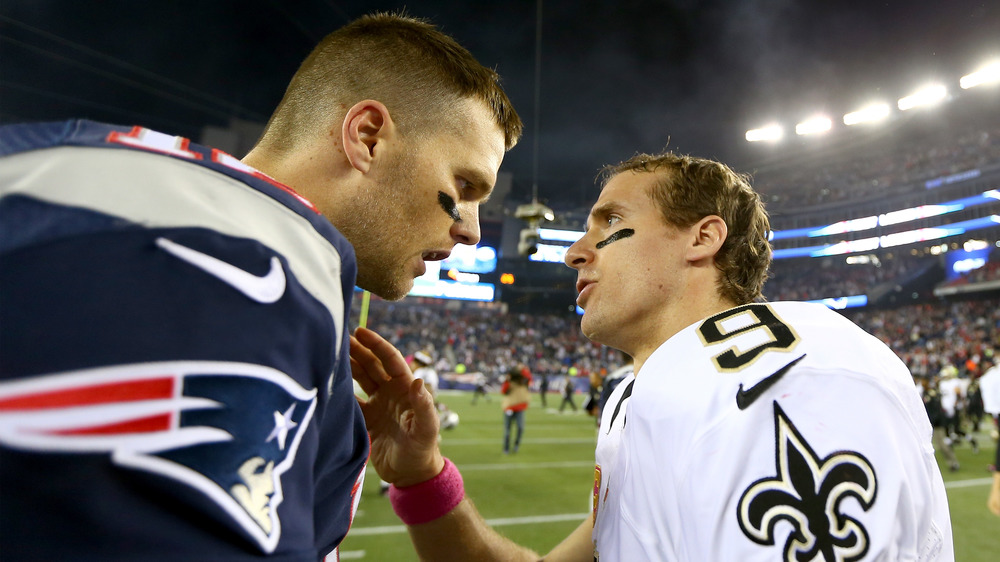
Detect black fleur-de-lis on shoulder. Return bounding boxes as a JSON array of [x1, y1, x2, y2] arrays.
[[737, 402, 877, 562]]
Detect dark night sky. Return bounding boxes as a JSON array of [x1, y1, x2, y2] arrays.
[[2, 1, 998, 209]]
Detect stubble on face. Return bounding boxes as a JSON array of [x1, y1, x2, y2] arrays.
[[342, 147, 419, 301]]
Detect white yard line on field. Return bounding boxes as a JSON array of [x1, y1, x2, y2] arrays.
[[943, 477, 993, 489]]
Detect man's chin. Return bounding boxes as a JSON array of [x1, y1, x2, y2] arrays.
[[579, 314, 603, 342], [382, 285, 412, 301], [360, 278, 413, 302]]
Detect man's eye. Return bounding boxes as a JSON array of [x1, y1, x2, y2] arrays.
[[607, 215, 621, 226]]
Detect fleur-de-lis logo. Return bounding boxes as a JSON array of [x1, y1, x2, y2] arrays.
[[737, 402, 877, 561]]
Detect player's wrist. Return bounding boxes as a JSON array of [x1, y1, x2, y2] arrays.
[[389, 457, 464, 525], [392, 451, 445, 488]]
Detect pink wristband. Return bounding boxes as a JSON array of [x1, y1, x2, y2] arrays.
[[388, 458, 465, 525]]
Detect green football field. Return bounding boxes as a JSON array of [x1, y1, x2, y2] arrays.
[[339, 390, 999, 560]]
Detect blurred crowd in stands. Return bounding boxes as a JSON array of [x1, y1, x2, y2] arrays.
[[763, 244, 1000, 301], [845, 298, 999, 381], [762, 254, 929, 301], [753, 123, 1000, 210], [351, 296, 624, 389]]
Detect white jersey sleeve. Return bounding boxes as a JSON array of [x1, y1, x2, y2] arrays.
[[592, 302, 953, 561]]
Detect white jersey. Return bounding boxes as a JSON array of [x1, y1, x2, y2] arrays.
[[593, 302, 953, 561], [937, 377, 968, 418], [413, 366, 439, 397]]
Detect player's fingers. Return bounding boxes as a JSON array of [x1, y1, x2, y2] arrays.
[[354, 327, 411, 379], [409, 379, 441, 437], [350, 356, 380, 396], [350, 333, 391, 383]]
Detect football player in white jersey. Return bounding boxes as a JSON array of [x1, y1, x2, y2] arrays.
[[411, 351, 440, 398], [351, 152, 954, 561]]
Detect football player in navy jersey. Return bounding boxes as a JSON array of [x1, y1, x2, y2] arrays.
[[352, 152, 954, 561], [0, 12, 520, 561]]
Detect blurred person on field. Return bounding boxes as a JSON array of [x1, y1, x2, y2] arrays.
[[559, 372, 578, 413], [500, 366, 531, 454], [471, 372, 491, 404]]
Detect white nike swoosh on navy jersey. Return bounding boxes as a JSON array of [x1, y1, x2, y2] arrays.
[[155, 237, 286, 304]]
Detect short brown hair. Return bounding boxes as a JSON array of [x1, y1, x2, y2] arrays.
[[603, 153, 772, 304], [260, 12, 522, 150]]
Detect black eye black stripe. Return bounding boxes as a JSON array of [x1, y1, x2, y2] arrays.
[[438, 191, 461, 222], [596, 228, 634, 249]]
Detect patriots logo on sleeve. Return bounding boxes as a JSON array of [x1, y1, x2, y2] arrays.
[[0, 361, 317, 554]]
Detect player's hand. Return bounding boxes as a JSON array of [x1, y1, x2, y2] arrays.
[[351, 327, 444, 487]]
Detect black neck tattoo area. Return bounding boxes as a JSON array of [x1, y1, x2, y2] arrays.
[[438, 191, 462, 222], [596, 228, 634, 249]]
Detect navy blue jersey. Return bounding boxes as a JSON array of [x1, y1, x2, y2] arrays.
[[0, 121, 369, 561]]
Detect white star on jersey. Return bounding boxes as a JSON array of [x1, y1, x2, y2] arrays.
[[266, 404, 298, 450]]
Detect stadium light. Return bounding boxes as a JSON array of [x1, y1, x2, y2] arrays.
[[897, 84, 947, 110], [960, 60, 1000, 89], [795, 116, 832, 136], [745, 124, 783, 142], [447, 268, 480, 283], [538, 228, 583, 242], [964, 239, 989, 251], [846, 256, 868, 265], [843, 103, 891, 126]]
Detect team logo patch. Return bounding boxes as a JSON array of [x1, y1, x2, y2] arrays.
[[592, 465, 602, 524], [0, 361, 317, 554], [737, 402, 877, 561]]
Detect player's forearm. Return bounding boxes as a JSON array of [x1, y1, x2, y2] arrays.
[[404, 497, 542, 561]]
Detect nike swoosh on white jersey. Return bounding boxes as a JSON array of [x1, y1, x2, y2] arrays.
[[155, 237, 286, 304]]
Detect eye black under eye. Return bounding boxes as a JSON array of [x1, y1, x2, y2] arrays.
[[596, 228, 635, 249], [438, 191, 462, 222]]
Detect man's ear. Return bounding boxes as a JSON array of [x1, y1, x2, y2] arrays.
[[342, 100, 395, 174], [686, 215, 727, 262]]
